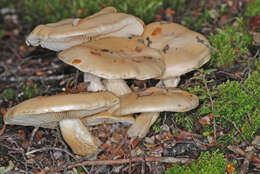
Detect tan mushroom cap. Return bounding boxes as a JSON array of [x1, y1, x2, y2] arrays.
[[81, 111, 135, 126], [4, 92, 119, 128], [26, 8, 144, 51], [141, 22, 211, 79], [58, 37, 165, 80], [113, 87, 199, 116], [59, 119, 101, 156]]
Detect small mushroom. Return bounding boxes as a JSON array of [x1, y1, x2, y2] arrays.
[[26, 7, 144, 51], [4, 92, 119, 155], [140, 22, 211, 87], [112, 87, 199, 138]]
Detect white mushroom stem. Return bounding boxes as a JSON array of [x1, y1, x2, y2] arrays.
[[105, 79, 132, 113], [59, 119, 101, 156], [84, 72, 106, 92], [127, 112, 160, 138], [104, 79, 132, 96], [156, 77, 181, 88]]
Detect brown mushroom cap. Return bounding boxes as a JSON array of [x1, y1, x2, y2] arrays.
[[4, 92, 119, 128], [113, 87, 199, 116], [141, 22, 211, 79], [26, 8, 144, 51], [58, 37, 165, 80]]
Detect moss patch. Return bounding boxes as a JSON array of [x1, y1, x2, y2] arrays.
[[165, 150, 229, 174], [208, 18, 252, 68]]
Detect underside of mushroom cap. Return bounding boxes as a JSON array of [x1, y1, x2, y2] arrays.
[[81, 111, 135, 126], [4, 92, 119, 128], [26, 8, 144, 51], [141, 22, 211, 79], [113, 87, 199, 116], [58, 37, 165, 80]]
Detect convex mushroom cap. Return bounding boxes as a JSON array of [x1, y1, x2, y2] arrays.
[[58, 37, 165, 80], [26, 7, 144, 51], [140, 22, 211, 79], [4, 92, 119, 128], [113, 87, 199, 116]]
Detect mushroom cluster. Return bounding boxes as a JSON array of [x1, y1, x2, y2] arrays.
[[4, 7, 210, 156]]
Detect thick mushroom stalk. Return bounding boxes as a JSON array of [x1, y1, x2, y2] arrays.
[[84, 72, 105, 91], [127, 112, 159, 138], [155, 77, 181, 88], [104, 79, 132, 96], [60, 119, 101, 156]]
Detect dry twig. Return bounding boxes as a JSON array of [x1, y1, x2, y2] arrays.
[[68, 156, 189, 168]]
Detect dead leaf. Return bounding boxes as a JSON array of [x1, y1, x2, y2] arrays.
[[18, 129, 25, 138], [199, 115, 211, 125], [36, 131, 42, 142], [248, 16, 260, 31], [132, 138, 140, 148], [0, 124, 6, 136], [250, 31, 260, 45], [1, 108, 6, 116], [36, 71, 44, 76], [227, 164, 235, 174]]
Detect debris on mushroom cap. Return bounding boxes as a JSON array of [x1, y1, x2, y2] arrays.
[[58, 37, 165, 80], [113, 87, 199, 116], [81, 111, 135, 126], [127, 112, 159, 138], [141, 22, 211, 79], [59, 119, 101, 156], [26, 8, 144, 51], [4, 92, 119, 128]]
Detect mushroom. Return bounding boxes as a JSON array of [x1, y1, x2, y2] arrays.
[[58, 37, 165, 93], [4, 92, 120, 155], [138, 22, 211, 88], [26, 7, 144, 51], [112, 87, 199, 138]]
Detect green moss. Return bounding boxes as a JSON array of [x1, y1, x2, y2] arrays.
[[173, 84, 214, 131], [175, 69, 259, 144], [22, 84, 41, 100], [245, 0, 260, 16], [214, 78, 259, 143], [166, 150, 228, 174], [2, 88, 16, 100], [208, 18, 252, 68]]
